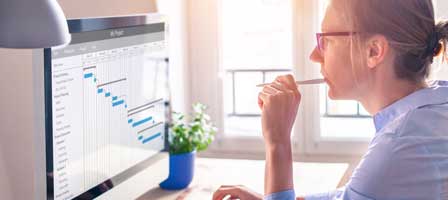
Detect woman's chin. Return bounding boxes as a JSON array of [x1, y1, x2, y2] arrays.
[[327, 90, 339, 100], [328, 89, 354, 100], [327, 88, 344, 100]]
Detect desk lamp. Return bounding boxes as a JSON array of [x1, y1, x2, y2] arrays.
[[0, 0, 71, 48]]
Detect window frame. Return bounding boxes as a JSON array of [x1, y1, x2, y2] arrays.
[[297, 0, 370, 155], [188, 0, 268, 154], [188, 0, 371, 156]]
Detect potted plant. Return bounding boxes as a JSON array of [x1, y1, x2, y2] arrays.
[[159, 103, 217, 190]]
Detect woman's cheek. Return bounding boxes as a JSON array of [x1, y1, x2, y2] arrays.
[[324, 60, 350, 99]]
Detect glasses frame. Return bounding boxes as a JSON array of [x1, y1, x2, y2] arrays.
[[316, 32, 358, 52]]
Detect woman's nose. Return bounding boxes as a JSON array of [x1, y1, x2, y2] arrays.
[[310, 46, 323, 64]]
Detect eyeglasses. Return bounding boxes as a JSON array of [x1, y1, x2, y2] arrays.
[[316, 32, 358, 53]]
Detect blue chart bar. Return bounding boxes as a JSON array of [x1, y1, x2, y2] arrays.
[[138, 136, 143, 140], [97, 88, 104, 94], [112, 96, 118, 101], [84, 73, 93, 79], [142, 132, 161, 144], [112, 100, 125, 107], [132, 116, 153, 127], [128, 119, 133, 124], [105, 92, 111, 97]]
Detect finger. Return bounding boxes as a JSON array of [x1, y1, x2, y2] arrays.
[[270, 81, 289, 92], [267, 82, 300, 101], [262, 85, 279, 95], [276, 77, 302, 101], [284, 76, 298, 91], [213, 189, 228, 200], [213, 188, 239, 200], [213, 185, 247, 200], [213, 187, 237, 200], [258, 91, 270, 106], [275, 74, 297, 90], [213, 187, 225, 200], [258, 96, 263, 109], [258, 92, 267, 109], [287, 89, 301, 103]]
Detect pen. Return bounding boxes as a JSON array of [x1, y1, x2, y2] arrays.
[[256, 78, 325, 87]]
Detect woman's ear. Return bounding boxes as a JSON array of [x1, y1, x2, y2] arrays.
[[365, 35, 389, 69]]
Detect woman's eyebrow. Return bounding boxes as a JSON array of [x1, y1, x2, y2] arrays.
[[321, 22, 327, 32]]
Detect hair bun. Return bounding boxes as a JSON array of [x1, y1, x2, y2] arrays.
[[424, 31, 441, 58], [434, 42, 443, 57]]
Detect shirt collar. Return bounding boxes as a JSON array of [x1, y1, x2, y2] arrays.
[[373, 80, 448, 133]]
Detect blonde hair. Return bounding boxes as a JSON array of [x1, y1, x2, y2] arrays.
[[340, 0, 448, 83]]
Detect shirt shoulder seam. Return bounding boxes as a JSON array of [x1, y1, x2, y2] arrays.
[[395, 109, 418, 137]]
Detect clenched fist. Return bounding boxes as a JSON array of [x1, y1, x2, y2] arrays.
[[258, 74, 301, 148]]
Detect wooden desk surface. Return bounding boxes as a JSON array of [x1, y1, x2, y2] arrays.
[[137, 157, 349, 200]]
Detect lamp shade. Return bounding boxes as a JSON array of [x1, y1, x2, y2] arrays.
[[0, 0, 71, 48]]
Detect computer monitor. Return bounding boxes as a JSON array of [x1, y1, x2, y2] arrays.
[[44, 14, 169, 200]]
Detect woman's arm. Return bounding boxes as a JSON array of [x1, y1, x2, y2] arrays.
[[265, 143, 294, 194], [213, 74, 301, 200], [258, 75, 301, 195]]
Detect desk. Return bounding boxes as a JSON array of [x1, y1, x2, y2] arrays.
[[137, 157, 349, 200]]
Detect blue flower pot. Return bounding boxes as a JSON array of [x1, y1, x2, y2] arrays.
[[159, 151, 196, 190]]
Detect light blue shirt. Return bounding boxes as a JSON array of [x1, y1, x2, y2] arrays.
[[265, 80, 448, 200]]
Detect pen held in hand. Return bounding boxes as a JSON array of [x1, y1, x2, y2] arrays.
[[256, 78, 325, 87]]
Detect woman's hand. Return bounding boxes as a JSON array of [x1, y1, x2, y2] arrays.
[[258, 74, 301, 148], [213, 185, 263, 200]]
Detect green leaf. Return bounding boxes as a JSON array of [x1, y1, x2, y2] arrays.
[[168, 102, 218, 155]]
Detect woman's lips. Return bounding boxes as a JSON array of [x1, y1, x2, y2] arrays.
[[320, 71, 328, 82], [322, 76, 330, 85], [324, 78, 332, 87]]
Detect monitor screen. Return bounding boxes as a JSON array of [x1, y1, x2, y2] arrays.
[[44, 15, 169, 200]]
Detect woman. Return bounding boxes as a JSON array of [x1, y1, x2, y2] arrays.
[[213, 0, 448, 199]]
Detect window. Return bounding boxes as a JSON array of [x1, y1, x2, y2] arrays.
[[319, 92, 374, 139], [189, 0, 448, 155], [221, 0, 293, 137], [214, 0, 373, 154]]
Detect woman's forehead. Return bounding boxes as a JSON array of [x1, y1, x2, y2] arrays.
[[322, 0, 352, 32]]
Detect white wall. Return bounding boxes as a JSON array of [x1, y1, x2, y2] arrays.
[[58, 0, 155, 18], [0, 49, 35, 200], [158, 0, 190, 114], [187, 0, 222, 130], [0, 0, 188, 199], [435, 0, 448, 19]]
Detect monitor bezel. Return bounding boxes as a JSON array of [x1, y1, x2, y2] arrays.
[[44, 14, 169, 200]]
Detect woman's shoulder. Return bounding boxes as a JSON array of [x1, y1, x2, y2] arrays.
[[369, 104, 448, 162], [397, 103, 448, 137]]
